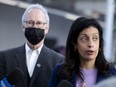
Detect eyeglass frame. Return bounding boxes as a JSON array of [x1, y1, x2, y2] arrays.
[[24, 20, 47, 28]]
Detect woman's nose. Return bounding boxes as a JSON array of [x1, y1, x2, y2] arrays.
[[88, 39, 94, 48]]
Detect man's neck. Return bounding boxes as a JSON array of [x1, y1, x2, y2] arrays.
[[27, 40, 44, 50]]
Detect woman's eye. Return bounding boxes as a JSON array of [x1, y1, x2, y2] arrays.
[[93, 37, 98, 41], [81, 37, 87, 42]]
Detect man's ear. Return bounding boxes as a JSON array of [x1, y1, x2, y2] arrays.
[[22, 25, 25, 32], [45, 24, 49, 34]]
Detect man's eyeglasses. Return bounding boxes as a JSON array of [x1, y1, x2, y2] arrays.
[[24, 20, 46, 28]]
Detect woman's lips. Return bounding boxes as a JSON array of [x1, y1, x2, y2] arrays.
[[86, 50, 94, 55]]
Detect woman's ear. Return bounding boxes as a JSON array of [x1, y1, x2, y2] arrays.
[[72, 42, 77, 50]]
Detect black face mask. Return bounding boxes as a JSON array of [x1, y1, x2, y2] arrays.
[[25, 28, 45, 45]]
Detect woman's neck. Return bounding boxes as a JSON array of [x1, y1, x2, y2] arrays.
[[80, 59, 96, 69]]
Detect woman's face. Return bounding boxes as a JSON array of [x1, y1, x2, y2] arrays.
[[76, 26, 99, 61]]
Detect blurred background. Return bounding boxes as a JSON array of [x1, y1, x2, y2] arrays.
[[0, 0, 116, 63]]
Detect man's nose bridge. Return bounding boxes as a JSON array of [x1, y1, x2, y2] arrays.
[[33, 22, 38, 27]]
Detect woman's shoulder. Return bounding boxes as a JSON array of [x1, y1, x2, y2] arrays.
[[54, 64, 63, 71], [108, 65, 116, 75]]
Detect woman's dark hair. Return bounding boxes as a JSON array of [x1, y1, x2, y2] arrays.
[[58, 17, 110, 81]]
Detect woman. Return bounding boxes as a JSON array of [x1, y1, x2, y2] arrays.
[[48, 17, 116, 87]]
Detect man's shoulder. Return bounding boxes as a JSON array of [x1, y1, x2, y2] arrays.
[[42, 46, 64, 64], [0, 45, 25, 54], [43, 46, 64, 58]]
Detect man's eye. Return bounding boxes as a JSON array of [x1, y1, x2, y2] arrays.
[[27, 21, 33, 24], [29, 22, 33, 24], [36, 22, 42, 24]]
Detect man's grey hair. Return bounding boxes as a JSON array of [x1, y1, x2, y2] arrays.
[[22, 3, 49, 24]]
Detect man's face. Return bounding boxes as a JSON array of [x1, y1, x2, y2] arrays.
[[22, 9, 49, 46], [23, 9, 49, 34]]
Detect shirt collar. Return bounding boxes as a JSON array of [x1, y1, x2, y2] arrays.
[[25, 43, 43, 54]]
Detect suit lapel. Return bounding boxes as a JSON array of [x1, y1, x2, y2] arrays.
[[15, 45, 28, 87], [15, 45, 27, 74]]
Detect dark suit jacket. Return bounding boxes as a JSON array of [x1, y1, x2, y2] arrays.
[[0, 45, 64, 87], [48, 64, 116, 87]]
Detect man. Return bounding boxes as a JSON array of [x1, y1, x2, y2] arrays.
[[0, 4, 64, 87]]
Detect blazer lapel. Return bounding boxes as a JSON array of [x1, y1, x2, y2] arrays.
[[15, 45, 28, 87], [15, 45, 27, 74]]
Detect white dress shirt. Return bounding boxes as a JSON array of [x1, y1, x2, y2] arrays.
[[25, 43, 43, 77]]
